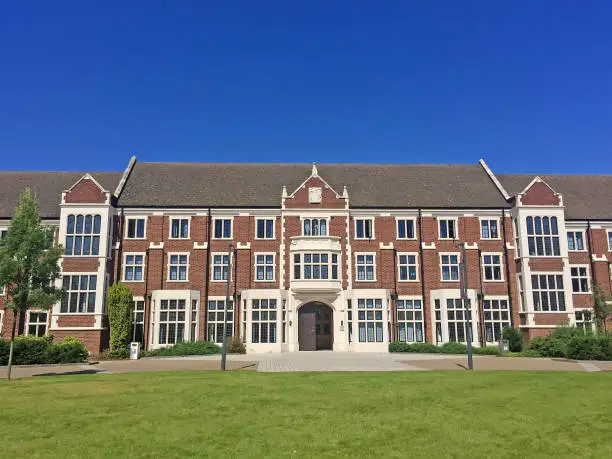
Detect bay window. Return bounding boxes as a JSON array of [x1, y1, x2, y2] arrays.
[[396, 299, 423, 342], [531, 274, 566, 311], [302, 218, 327, 236], [65, 214, 101, 256], [526, 216, 560, 256], [293, 253, 339, 280], [357, 298, 384, 343]]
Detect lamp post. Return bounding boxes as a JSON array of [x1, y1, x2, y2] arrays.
[[456, 242, 474, 370], [220, 243, 233, 371]]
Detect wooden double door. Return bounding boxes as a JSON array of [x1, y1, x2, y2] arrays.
[[298, 302, 333, 351]]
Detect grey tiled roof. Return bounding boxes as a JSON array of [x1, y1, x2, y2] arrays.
[[497, 174, 612, 220], [0, 172, 122, 219], [116, 162, 510, 208]]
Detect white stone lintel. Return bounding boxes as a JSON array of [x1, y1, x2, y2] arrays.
[[379, 242, 394, 249], [193, 242, 208, 249], [149, 242, 164, 249], [237, 242, 251, 250]]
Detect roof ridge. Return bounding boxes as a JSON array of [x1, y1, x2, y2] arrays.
[[137, 161, 479, 167]]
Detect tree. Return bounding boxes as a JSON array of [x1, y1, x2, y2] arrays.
[[592, 283, 612, 333], [0, 189, 63, 379], [107, 283, 134, 355]]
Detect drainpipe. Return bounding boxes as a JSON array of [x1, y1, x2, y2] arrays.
[[418, 209, 427, 342], [160, 216, 166, 291], [586, 220, 597, 288], [477, 248, 486, 347], [203, 209, 212, 340], [501, 209, 514, 326], [115, 208, 125, 283], [392, 248, 398, 341], [233, 245, 239, 337], [143, 247, 150, 350]]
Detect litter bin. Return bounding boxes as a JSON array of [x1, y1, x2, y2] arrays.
[[130, 342, 140, 360], [499, 339, 510, 355]]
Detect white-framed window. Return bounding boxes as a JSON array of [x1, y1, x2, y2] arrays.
[[255, 253, 275, 282], [0, 310, 3, 333], [567, 231, 585, 251], [60, 274, 97, 313], [531, 274, 566, 311], [396, 299, 423, 342], [355, 253, 376, 281], [355, 218, 374, 239], [251, 299, 277, 344], [482, 253, 503, 281], [357, 298, 384, 343], [483, 298, 510, 343], [396, 218, 416, 239], [125, 218, 146, 239], [607, 231, 612, 251], [575, 310, 594, 331], [168, 253, 189, 281], [397, 253, 418, 281], [480, 218, 499, 239], [27, 311, 48, 337], [438, 218, 457, 239], [131, 299, 145, 345], [518, 275, 525, 312], [207, 299, 233, 343], [123, 253, 145, 282], [302, 218, 328, 236], [0, 229, 7, 244], [255, 218, 275, 239], [440, 253, 459, 281], [158, 299, 187, 345], [65, 214, 101, 256], [213, 218, 232, 239], [526, 216, 560, 256], [446, 299, 470, 343], [293, 253, 339, 280], [212, 253, 231, 281], [570, 266, 590, 293], [170, 218, 189, 239]]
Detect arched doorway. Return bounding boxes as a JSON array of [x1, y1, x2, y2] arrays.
[[298, 302, 334, 351]]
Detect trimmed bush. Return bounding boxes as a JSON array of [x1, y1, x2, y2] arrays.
[[96, 348, 131, 361], [566, 334, 612, 361], [527, 326, 585, 358], [501, 327, 524, 352], [389, 342, 440, 353], [472, 347, 501, 356], [142, 340, 221, 357], [440, 342, 467, 354], [0, 336, 87, 365], [520, 349, 541, 358], [227, 336, 246, 354]]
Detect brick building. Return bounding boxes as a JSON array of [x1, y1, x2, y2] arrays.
[[1, 158, 611, 354]]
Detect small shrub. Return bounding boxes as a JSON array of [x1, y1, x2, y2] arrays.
[[501, 327, 524, 352], [472, 347, 501, 356], [226, 336, 246, 354], [520, 349, 542, 358], [566, 334, 612, 361], [12, 336, 52, 365], [142, 340, 222, 357], [388, 341, 439, 353], [96, 348, 130, 360], [440, 342, 468, 354], [527, 326, 585, 358]]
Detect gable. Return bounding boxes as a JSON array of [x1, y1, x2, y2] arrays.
[[284, 175, 347, 209], [520, 180, 561, 206], [64, 176, 108, 204]]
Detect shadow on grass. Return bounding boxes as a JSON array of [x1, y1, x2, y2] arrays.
[[33, 369, 105, 377]]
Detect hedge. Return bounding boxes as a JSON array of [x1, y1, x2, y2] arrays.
[[0, 335, 88, 365], [388, 341, 500, 356], [527, 327, 612, 360], [141, 340, 222, 357]]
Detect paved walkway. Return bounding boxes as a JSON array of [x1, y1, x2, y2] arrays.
[[1, 352, 610, 378]]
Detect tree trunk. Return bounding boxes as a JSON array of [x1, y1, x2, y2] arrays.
[[7, 310, 18, 381]]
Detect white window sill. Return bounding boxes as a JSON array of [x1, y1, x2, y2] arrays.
[[125, 237, 147, 241], [56, 312, 96, 315], [212, 237, 232, 241], [355, 279, 377, 282], [354, 238, 375, 241], [440, 279, 460, 283], [167, 279, 189, 283], [532, 310, 568, 313], [254, 237, 276, 241], [123, 279, 145, 283], [572, 291, 592, 295], [254, 279, 276, 283], [210, 279, 230, 283], [480, 237, 502, 241], [483, 279, 505, 283], [168, 238, 190, 241], [398, 279, 419, 283], [568, 250, 587, 253]]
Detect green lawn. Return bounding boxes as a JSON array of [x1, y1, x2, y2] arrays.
[[0, 371, 610, 458]]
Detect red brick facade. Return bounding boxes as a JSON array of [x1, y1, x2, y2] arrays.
[[1, 163, 611, 354]]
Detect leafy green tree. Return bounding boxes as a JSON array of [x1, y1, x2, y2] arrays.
[[0, 189, 63, 379], [107, 283, 134, 355], [592, 283, 612, 333]]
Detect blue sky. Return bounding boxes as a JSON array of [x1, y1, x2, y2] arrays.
[[1, 1, 611, 173]]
